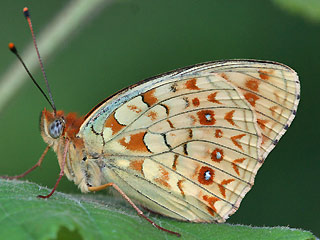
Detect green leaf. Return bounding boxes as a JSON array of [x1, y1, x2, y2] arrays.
[[272, 0, 320, 23], [0, 180, 316, 240]]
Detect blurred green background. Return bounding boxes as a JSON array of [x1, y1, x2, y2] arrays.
[[0, 0, 319, 237]]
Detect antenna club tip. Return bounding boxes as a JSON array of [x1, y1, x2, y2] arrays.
[[8, 42, 17, 53], [23, 7, 29, 18]]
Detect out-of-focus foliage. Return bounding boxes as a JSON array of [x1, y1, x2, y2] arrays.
[[273, 0, 320, 23]]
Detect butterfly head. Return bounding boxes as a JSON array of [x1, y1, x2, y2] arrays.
[[40, 109, 66, 146], [40, 108, 85, 147], [40, 108, 86, 184]]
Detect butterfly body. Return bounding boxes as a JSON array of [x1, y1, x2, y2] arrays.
[[40, 60, 300, 223]]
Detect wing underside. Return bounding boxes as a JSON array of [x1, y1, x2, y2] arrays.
[[78, 60, 299, 221]]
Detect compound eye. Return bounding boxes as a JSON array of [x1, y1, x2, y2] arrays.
[[49, 119, 64, 139]]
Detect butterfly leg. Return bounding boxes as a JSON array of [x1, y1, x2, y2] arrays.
[[0, 145, 50, 180], [88, 183, 181, 237], [38, 139, 69, 199]]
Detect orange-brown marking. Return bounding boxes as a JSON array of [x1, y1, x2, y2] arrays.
[[161, 103, 170, 115], [244, 92, 259, 107], [232, 158, 246, 176], [129, 160, 145, 176], [257, 119, 269, 130], [258, 70, 271, 80], [206, 207, 216, 217], [198, 166, 214, 185], [197, 110, 216, 125], [188, 128, 193, 139], [218, 179, 235, 198], [208, 92, 222, 104], [105, 113, 126, 135], [127, 105, 142, 113], [192, 164, 201, 178], [245, 78, 260, 92], [167, 119, 174, 128], [261, 134, 269, 145], [142, 89, 157, 106], [269, 105, 279, 117], [147, 111, 157, 121], [119, 132, 149, 152], [203, 195, 220, 216], [192, 97, 200, 107], [177, 179, 185, 197], [215, 129, 223, 138], [185, 78, 200, 90], [219, 73, 229, 81], [231, 134, 246, 151], [211, 148, 224, 163], [172, 154, 178, 170], [154, 166, 170, 188], [274, 92, 280, 102], [190, 115, 197, 125], [224, 110, 236, 126]]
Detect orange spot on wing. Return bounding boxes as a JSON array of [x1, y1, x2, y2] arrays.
[[261, 134, 268, 145], [231, 134, 246, 151], [142, 89, 157, 106], [218, 179, 235, 198], [197, 110, 216, 125], [270, 105, 279, 117], [127, 105, 141, 113], [274, 92, 280, 102], [198, 166, 214, 185], [232, 158, 246, 176], [211, 148, 224, 163], [129, 160, 145, 176], [167, 119, 174, 128], [192, 164, 201, 178], [208, 92, 222, 104], [185, 78, 200, 90], [105, 113, 126, 135], [244, 92, 259, 107], [190, 115, 197, 125], [258, 70, 272, 80], [224, 110, 236, 126], [192, 97, 200, 107], [257, 119, 269, 130], [147, 111, 157, 121], [203, 195, 220, 215], [245, 78, 260, 92], [155, 166, 170, 188], [219, 73, 229, 81], [119, 131, 150, 152], [188, 129, 193, 139], [215, 129, 223, 138], [172, 154, 178, 170], [177, 179, 185, 197]]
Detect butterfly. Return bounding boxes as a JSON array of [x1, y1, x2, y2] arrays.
[[4, 8, 300, 238], [42, 60, 299, 233]]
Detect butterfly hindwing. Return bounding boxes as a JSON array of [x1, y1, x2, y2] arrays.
[[78, 60, 299, 222], [181, 60, 300, 160]]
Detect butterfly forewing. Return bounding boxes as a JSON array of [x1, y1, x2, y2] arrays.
[[78, 60, 299, 222]]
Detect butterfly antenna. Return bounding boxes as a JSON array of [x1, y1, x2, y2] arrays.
[[23, 7, 57, 115], [8, 43, 55, 111]]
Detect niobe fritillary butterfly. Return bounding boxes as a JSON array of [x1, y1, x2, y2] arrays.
[[2, 7, 300, 237]]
